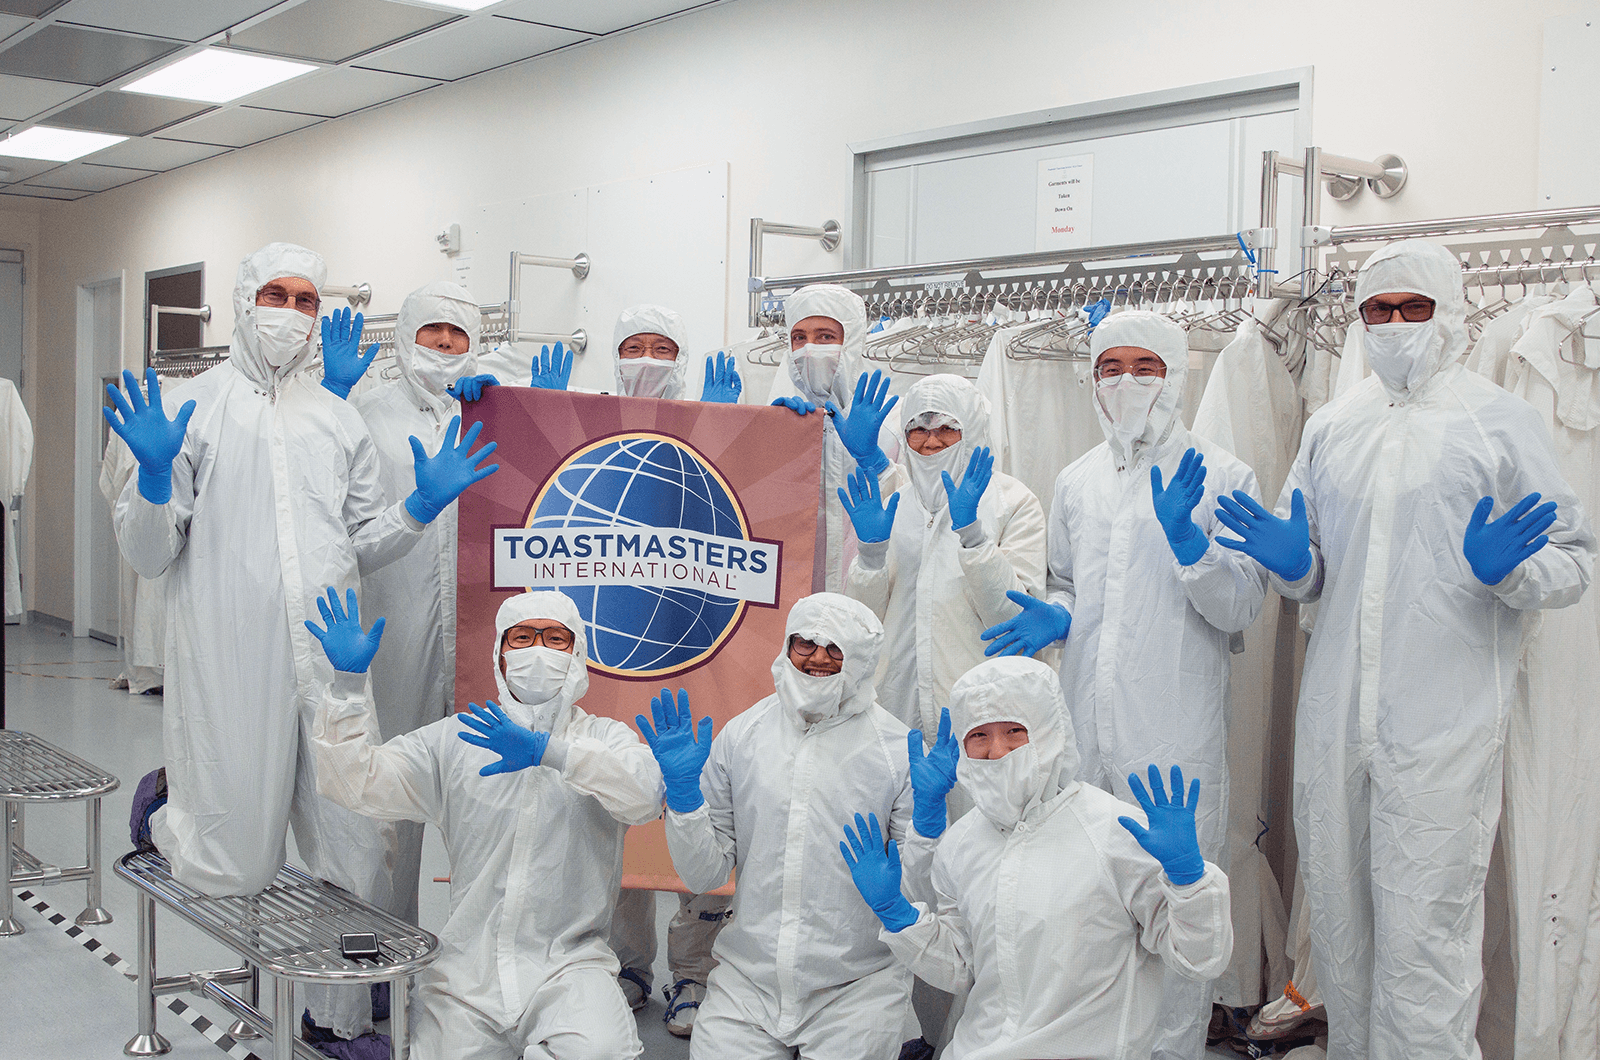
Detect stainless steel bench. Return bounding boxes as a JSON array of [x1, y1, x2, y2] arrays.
[[0, 728, 119, 935], [116, 849, 440, 1060]]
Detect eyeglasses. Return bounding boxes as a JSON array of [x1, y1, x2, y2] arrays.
[[256, 284, 321, 314], [619, 340, 678, 360], [906, 426, 962, 447], [1359, 298, 1435, 325], [789, 636, 843, 661], [504, 626, 574, 651], [1093, 362, 1166, 382]]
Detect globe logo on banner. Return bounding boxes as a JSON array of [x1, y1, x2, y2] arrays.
[[493, 433, 783, 679]]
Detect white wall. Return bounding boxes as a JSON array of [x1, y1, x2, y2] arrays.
[[23, 0, 1586, 621]]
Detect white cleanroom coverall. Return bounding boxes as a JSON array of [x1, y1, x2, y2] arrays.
[[766, 285, 900, 592], [666, 593, 934, 1060], [883, 656, 1234, 1060], [115, 243, 422, 1037], [0, 376, 30, 619], [350, 280, 481, 925], [1273, 240, 1596, 1060], [311, 591, 663, 1060], [845, 373, 1045, 739], [1048, 311, 1266, 1060], [100, 433, 166, 693]]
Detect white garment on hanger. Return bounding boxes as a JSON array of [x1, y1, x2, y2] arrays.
[[99, 432, 165, 690], [0, 376, 31, 618]]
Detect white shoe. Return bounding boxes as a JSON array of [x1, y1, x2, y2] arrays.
[[663, 979, 705, 1038], [618, 969, 650, 1013]]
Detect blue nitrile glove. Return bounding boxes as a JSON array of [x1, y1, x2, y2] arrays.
[[319, 307, 379, 400], [455, 701, 550, 776], [636, 688, 713, 813], [1117, 764, 1206, 886], [701, 352, 743, 403], [405, 415, 500, 524], [1083, 297, 1112, 332], [837, 466, 899, 544], [1463, 492, 1558, 586], [1214, 488, 1312, 581], [942, 446, 993, 533], [529, 342, 572, 390], [908, 708, 959, 839], [304, 586, 385, 674], [981, 590, 1070, 657], [771, 395, 817, 416], [840, 812, 918, 932], [824, 370, 896, 476], [447, 374, 499, 403], [1151, 448, 1210, 566], [103, 368, 196, 505]]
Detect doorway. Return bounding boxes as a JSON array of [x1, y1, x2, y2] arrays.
[[74, 274, 123, 643]]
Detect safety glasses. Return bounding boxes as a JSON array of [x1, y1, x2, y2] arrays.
[[1359, 298, 1435, 325], [789, 636, 844, 662]]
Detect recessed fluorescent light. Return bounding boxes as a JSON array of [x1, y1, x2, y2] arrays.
[[403, 0, 502, 10], [123, 49, 316, 104], [0, 126, 126, 162]]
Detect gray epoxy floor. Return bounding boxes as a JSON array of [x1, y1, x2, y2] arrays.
[[2, 623, 1239, 1060]]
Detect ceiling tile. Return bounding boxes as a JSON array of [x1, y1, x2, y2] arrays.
[[24, 159, 150, 190], [0, 156, 60, 180], [244, 64, 434, 117], [162, 104, 320, 147], [356, 14, 585, 80], [0, 13, 31, 44], [0, 25, 183, 86], [53, 0, 281, 42], [1, 184, 89, 200], [48, 90, 211, 135], [493, 0, 714, 35], [0, 1, 65, 17], [0, 70, 88, 119], [79, 133, 225, 170], [226, 0, 457, 64]]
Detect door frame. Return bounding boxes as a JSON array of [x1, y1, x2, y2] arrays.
[[73, 271, 124, 639]]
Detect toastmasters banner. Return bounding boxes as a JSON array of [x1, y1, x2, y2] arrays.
[[456, 386, 822, 889]]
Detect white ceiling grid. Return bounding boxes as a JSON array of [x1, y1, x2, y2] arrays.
[[0, 0, 721, 199]]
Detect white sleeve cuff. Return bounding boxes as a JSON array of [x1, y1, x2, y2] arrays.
[[855, 537, 890, 570], [955, 519, 987, 549]]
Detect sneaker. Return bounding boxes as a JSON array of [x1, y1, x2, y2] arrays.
[[1248, 983, 1326, 1042], [303, 1013, 392, 1060], [129, 768, 167, 851], [618, 968, 650, 1012], [663, 979, 705, 1038], [898, 1039, 935, 1060]]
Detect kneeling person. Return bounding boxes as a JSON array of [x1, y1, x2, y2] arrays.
[[643, 593, 934, 1059], [843, 657, 1233, 1060], [305, 587, 663, 1060]]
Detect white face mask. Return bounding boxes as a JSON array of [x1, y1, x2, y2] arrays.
[[791, 343, 843, 402], [618, 356, 677, 398], [959, 742, 1042, 831], [905, 444, 966, 513], [1363, 319, 1439, 398], [255, 306, 314, 368], [775, 658, 847, 725], [501, 645, 571, 714], [1095, 374, 1164, 450], [410, 344, 474, 396]]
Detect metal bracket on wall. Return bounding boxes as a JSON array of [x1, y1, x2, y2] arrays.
[[506, 250, 590, 353], [747, 218, 842, 327], [322, 284, 372, 309], [147, 304, 211, 360]]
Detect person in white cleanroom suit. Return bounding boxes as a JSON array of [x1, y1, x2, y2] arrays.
[[110, 243, 498, 1046], [643, 592, 935, 1060], [842, 373, 1045, 743], [304, 588, 663, 1060], [348, 280, 491, 927], [1213, 239, 1597, 1060], [601, 302, 740, 1034], [766, 285, 901, 592], [842, 656, 1234, 1060], [980, 311, 1265, 1060]]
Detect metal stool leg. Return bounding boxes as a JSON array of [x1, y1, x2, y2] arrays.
[[0, 800, 22, 936], [390, 976, 410, 1060], [123, 894, 171, 1056], [77, 796, 112, 925], [273, 976, 295, 1060], [228, 963, 263, 1040]]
